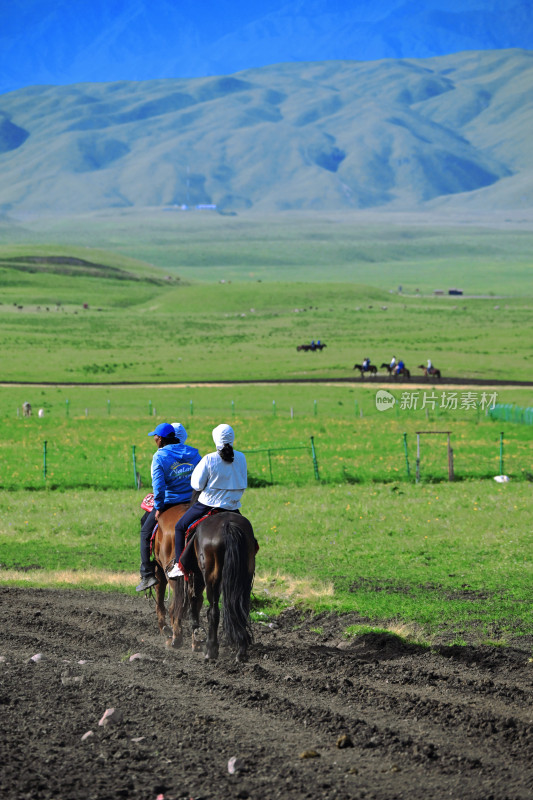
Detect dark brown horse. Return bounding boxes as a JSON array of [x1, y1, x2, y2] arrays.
[[152, 505, 256, 662], [353, 363, 377, 377], [418, 364, 442, 379], [380, 363, 411, 379]]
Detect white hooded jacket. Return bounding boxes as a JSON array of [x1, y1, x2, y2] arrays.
[[190, 424, 247, 510]]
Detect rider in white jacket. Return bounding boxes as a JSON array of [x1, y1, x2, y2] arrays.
[[167, 424, 247, 578]]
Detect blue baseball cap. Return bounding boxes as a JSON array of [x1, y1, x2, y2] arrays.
[[148, 422, 175, 438]]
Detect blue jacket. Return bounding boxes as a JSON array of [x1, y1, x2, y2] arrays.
[[151, 444, 202, 509]]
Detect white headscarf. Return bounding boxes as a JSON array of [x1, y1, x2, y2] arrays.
[[171, 422, 188, 443], [212, 423, 235, 449]]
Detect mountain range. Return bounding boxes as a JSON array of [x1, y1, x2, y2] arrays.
[[0, 48, 532, 216], [1, 0, 533, 95]]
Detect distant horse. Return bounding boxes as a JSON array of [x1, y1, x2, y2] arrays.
[[418, 365, 442, 379], [353, 363, 377, 377], [297, 343, 327, 351], [22, 402, 32, 417], [153, 505, 256, 662], [380, 363, 411, 379]]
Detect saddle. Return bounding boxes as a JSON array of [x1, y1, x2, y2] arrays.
[[178, 508, 226, 579]]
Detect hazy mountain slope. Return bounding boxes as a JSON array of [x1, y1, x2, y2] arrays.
[[1, 0, 533, 94], [0, 50, 531, 215]]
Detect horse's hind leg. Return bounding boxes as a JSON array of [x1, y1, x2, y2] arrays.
[[205, 581, 220, 661], [189, 574, 205, 653], [154, 564, 170, 637], [168, 577, 186, 647]]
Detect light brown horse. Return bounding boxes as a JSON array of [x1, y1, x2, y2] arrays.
[[152, 505, 257, 661], [151, 504, 205, 651]]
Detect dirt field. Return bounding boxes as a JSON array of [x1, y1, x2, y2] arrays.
[[1, 587, 532, 800]]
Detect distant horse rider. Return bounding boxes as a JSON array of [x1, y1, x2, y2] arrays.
[[136, 422, 201, 592], [396, 358, 405, 375], [390, 355, 396, 372], [362, 357, 371, 372], [427, 358, 433, 374]]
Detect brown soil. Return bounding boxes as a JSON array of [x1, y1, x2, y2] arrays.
[[1, 587, 532, 800]]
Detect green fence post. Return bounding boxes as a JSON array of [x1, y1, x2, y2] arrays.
[[231, 400, 235, 417], [314, 399, 317, 416], [107, 398, 111, 416], [148, 400, 152, 416], [65, 398, 69, 417], [132, 444, 138, 489], [403, 432, 410, 479], [267, 449, 273, 484], [43, 440, 47, 481], [310, 436, 320, 481], [272, 400, 276, 417], [190, 400, 194, 416], [499, 431, 504, 474]]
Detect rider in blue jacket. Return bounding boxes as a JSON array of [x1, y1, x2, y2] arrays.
[[136, 422, 201, 592]]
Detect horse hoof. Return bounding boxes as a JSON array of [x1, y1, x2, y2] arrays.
[[162, 625, 172, 638], [204, 649, 219, 662]]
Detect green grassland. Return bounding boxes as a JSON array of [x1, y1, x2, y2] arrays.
[[0, 381, 532, 645], [0, 481, 531, 645], [1, 383, 532, 490], [0, 222, 532, 642], [8, 210, 533, 291], [0, 235, 532, 382]]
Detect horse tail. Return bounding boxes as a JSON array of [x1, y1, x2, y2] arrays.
[[221, 520, 254, 650]]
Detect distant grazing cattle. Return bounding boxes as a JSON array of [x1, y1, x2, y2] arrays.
[[22, 402, 32, 417]]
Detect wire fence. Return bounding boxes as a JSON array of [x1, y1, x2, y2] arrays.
[[3, 393, 532, 489], [2, 426, 530, 491], [489, 404, 533, 425]]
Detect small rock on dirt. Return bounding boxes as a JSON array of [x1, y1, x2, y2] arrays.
[[98, 707, 123, 727], [129, 653, 143, 661], [300, 750, 320, 759], [228, 756, 245, 774], [337, 734, 354, 749]]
